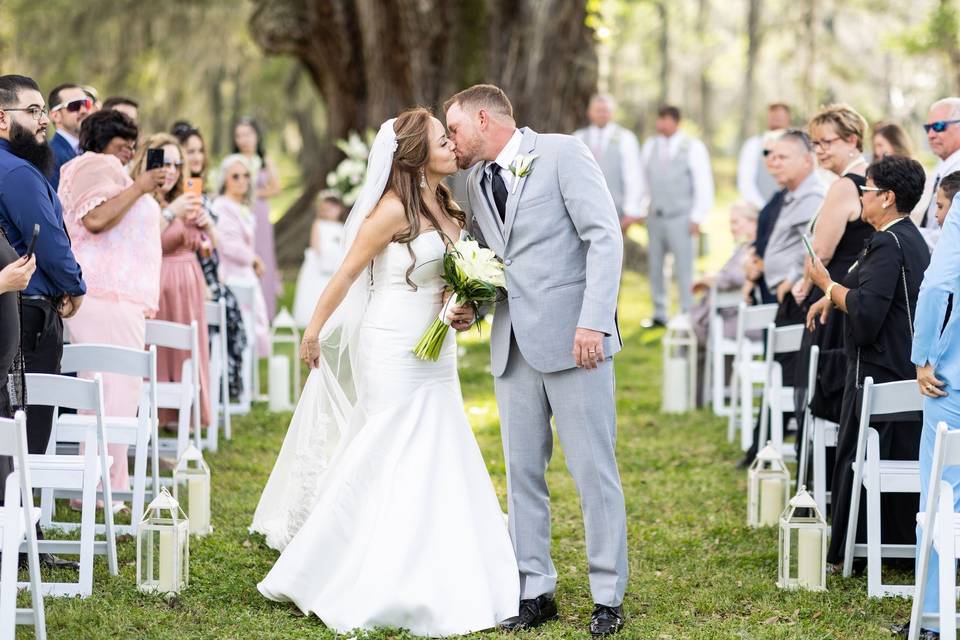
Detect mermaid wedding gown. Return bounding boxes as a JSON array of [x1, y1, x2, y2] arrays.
[[253, 230, 519, 636]]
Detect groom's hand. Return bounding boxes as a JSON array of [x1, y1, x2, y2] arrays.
[[573, 327, 605, 370]]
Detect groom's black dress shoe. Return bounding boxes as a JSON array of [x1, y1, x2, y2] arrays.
[[590, 604, 624, 636], [498, 594, 558, 631]]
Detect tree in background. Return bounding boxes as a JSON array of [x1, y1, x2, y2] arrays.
[[249, 0, 599, 263]]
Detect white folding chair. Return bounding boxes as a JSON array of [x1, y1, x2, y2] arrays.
[[796, 345, 840, 516], [145, 319, 202, 457], [25, 374, 118, 597], [56, 343, 160, 534], [704, 286, 752, 417], [843, 376, 923, 597], [757, 323, 804, 461], [911, 422, 960, 640], [727, 302, 778, 450], [0, 411, 45, 640], [227, 281, 257, 415], [205, 298, 230, 449]]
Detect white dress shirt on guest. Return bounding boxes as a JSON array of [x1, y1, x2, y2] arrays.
[[914, 147, 960, 251], [640, 131, 715, 224], [574, 124, 646, 218]]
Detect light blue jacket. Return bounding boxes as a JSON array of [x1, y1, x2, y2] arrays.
[[912, 192, 960, 387]]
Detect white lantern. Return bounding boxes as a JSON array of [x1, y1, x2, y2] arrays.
[[172, 443, 212, 535], [747, 441, 791, 528], [661, 314, 697, 413], [269, 307, 301, 410], [137, 487, 189, 594], [778, 485, 828, 591]]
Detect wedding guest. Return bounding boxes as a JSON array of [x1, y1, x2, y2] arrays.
[[213, 154, 270, 358], [59, 109, 165, 503], [132, 133, 212, 429], [690, 201, 757, 404], [805, 155, 928, 574], [909, 183, 960, 640], [47, 83, 93, 189], [640, 105, 715, 327], [791, 105, 873, 442], [102, 96, 139, 124], [292, 194, 345, 328], [737, 103, 792, 210], [915, 97, 960, 250], [872, 121, 914, 159], [233, 116, 281, 320], [743, 129, 787, 304], [172, 120, 247, 400], [0, 75, 86, 455], [573, 94, 645, 231]]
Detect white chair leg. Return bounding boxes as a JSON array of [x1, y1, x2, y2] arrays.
[[131, 428, 148, 528], [79, 456, 97, 597], [39, 486, 54, 528], [98, 443, 118, 576], [0, 508, 18, 638], [867, 457, 882, 597], [740, 375, 753, 451], [911, 517, 934, 640], [727, 362, 739, 443], [813, 420, 827, 515]]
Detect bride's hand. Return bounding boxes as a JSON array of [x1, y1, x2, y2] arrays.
[[300, 337, 321, 369]]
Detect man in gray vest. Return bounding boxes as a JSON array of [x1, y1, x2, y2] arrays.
[[639, 105, 715, 328], [573, 94, 644, 231], [737, 103, 791, 210]]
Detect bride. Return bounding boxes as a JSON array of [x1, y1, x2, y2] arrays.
[[251, 108, 520, 636]]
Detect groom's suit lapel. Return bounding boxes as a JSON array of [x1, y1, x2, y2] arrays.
[[502, 128, 538, 246]]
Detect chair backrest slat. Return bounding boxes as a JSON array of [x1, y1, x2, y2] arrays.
[[145, 320, 195, 351], [61, 343, 152, 378], [865, 378, 923, 417], [739, 303, 778, 333], [204, 301, 222, 328], [0, 413, 19, 456], [25, 373, 100, 412], [771, 324, 805, 354]]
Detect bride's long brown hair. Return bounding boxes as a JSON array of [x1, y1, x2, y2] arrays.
[[389, 107, 465, 288]]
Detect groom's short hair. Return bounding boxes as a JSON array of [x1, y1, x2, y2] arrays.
[[444, 84, 514, 121]]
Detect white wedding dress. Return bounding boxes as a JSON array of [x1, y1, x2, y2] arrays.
[[254, 230, 520, 637]]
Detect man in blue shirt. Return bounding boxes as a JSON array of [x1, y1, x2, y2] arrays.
[[0, 75, 86, 454]]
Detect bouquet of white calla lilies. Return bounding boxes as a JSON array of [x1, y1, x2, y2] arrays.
[[413, 237, 506, 361]]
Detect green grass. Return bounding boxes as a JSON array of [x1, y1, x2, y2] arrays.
[[20, 271, 912, 639]]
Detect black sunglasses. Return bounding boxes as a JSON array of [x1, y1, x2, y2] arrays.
[[924, 119, 960, 134], [230, 172, 251, 180]]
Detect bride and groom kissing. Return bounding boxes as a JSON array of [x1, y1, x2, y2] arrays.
[[250, 84, 629, 638]]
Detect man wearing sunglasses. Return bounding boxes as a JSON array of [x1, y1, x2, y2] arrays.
[[917, 97, 960, 251], [47, 83, 92, 190]]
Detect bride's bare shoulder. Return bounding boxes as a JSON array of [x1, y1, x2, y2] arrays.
[[367, 191, 407, 230]]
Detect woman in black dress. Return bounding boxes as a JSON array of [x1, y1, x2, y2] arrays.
[[806, 155, 929, 570]]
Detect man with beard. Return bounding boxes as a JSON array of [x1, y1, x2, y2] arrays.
[[47, 83, 92, 190], [0, 75, 86, 493]]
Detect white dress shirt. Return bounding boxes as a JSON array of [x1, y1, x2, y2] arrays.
[[915, 148, 960, 251], [736, 135, 765, 210], [488, 128, 524, 190], [579, 124, 646, 217], [640, 131, 715, 224]]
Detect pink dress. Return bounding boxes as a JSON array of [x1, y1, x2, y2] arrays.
[[253, 166, 281, 320], [59, 152, 162, 491], [157, 218, 211, 428], [214, 195, 270, 356]]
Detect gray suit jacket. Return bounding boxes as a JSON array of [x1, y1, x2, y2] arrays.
[[465, 128, 624, 376]]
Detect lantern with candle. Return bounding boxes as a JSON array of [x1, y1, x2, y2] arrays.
[[778, 485, 828, 591], [747, 441, 791, 528], [661, 314, 698, 413], [268, 307, 301, 412], [172, 443, 212, 536], [136, 486, 189, 594]]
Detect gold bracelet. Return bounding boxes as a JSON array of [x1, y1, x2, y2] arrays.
[[825, 281, 837, 303]]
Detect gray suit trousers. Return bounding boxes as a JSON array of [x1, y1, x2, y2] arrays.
[[495, 336, 628, 606], [647, 212, 694, 322]]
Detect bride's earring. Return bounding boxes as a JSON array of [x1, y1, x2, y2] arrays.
[[419, 168, 427, 189]]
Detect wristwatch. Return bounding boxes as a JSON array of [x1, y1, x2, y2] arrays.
[[825, 281, 838, 303], [162, 208, 175, 223]]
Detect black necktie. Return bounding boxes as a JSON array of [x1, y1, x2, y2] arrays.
[[488, 164, 508, 223]]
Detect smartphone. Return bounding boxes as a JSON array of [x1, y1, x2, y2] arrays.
[[184, 177, 203, 197], [801, 234, 816, 259], [146, 148, 165, 171], [26, 223, 39, 258]]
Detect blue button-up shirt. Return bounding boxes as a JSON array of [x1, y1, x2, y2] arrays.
[[0, 139, 85, 298]]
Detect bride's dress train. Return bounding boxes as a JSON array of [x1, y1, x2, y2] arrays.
[[252, 231, 519, 636]]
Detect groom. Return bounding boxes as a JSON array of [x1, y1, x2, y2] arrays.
[[444, 85, 628, 636]]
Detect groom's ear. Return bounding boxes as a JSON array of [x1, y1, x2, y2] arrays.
[[476, 108, 489, 131]]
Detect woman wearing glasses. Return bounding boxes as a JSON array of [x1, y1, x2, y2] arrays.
[[131, 133, 213, 432], [806, 155, 929, 574], [212, 155, 270, 359], [58, 110, 165, 506]]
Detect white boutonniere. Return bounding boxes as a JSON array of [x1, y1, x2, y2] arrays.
[[508, 154, 539, 193]]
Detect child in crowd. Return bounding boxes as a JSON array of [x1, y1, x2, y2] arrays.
[[293, 194, 347, 327]]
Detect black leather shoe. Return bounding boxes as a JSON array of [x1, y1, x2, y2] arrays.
[[498, 594, 558, 631], [21, 553, 80, 571], [590, 604, 624, 636], [890, 621, 940, 639], [640, 318, 666, 329]]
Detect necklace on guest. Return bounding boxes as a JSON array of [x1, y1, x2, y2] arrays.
[[840, 155, 867, 177]]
